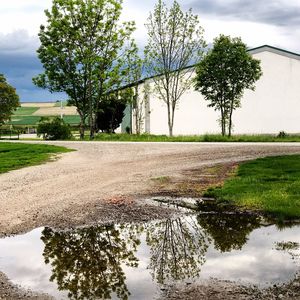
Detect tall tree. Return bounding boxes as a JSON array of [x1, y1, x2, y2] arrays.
[[33, 0, 135, 139], [0, 74, 19, 125], [125, 43, 145, 135], [145, 0, 206, 136], [195, 35, 262, 137]]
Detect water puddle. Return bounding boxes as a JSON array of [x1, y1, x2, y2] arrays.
[[0, 213, 300, 299]]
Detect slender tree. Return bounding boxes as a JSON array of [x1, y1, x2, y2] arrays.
[[145, 0, 206, 136], [125, 44, 145, 134], [195, 35, 262, 137], [33, 0, 136, 139], [0, 74, 19, 125]]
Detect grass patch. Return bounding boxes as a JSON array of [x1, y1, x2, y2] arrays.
[[204, 155, 300, 220], [0, 143, 73, 174], [92, 133, 300, 143], [7, 115, 81, 126]]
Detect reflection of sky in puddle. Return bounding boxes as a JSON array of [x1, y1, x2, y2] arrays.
[[0, 215, 299, 299]]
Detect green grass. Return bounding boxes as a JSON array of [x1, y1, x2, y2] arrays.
[[0, 143, 73, 174], [92, 133, 300, 143], [8, 115, 81, 126], [204, 155, 300, 220], [14, 107, 39, 116], [8, 116, 42, 125]]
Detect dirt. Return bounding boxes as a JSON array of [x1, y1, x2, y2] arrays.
[[1, 141, 300, 299]]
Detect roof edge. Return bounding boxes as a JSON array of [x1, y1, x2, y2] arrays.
[[248, 45, 300, 60]]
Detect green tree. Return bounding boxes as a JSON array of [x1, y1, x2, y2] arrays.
[[195, 35, 262, 137], [125, 43, 145, 135], [145, 0, 206, 136], [33, 0, 136, 139], [0, 74, 19, 125], [96, 88, 133, 133], [37, 117, 72, 140]]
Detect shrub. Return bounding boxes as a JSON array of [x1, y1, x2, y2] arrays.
[[277, 131, 288, 138], [37, 117, 72, 140]]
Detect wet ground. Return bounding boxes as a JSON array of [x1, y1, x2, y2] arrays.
[[0, 206, 300, 299]]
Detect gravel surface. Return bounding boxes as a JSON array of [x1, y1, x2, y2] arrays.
[[1, 141, 300, 299]]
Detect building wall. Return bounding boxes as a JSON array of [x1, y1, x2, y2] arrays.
[[140, 49, 300, 135]]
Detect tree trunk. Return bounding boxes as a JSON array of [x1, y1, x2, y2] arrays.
[[88, 78, 94, 140], [167, 102, 173, 137], [79, 115, 85, 140]]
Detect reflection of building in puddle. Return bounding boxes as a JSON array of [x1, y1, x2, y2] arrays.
[[1, 213, 300, 299]]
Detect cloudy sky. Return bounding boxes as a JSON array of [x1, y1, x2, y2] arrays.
[[1, 0, 300, 102]]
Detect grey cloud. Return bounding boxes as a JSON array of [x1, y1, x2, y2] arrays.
[[186, 0, 300, 27], [0, 30, 39, 54], [0, 51, 65, 102]]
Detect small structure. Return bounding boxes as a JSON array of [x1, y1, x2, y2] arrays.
[[122, 45, 300, 135]]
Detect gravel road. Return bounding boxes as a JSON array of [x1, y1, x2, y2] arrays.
[[1, 141, 300, 299], [1, 141, 300, 237]]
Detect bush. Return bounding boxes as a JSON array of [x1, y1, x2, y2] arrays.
[[37, 117, 72, 140], [277, 131, 288, 138]]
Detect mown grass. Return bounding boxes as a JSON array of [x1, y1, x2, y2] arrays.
[[92, 133, 300, 143], [14, 107, 39, 116], [0, 143, 73, 174], [7, 115, 81, 126], [204, 155, 300, 220]]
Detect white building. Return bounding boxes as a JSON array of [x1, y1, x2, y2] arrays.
[[122, 45, 300, 135]]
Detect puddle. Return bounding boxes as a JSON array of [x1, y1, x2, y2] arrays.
[[0, 213, 300, 299]]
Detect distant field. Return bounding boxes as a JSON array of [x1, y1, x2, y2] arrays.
[[8, 102, 80, 126]]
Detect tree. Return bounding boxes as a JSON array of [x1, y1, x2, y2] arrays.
[[0, 74, 19, 125], [145, 0, 206, 136], [37, 117, 72, 140], [33, 0, 136, 139], [96, 88, 132, 133], [195, 35, 262, 137]]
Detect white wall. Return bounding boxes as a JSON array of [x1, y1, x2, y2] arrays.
[[142, 49, 300, 135]]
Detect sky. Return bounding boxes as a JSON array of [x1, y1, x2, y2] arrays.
[[1, 0, 300, 102]]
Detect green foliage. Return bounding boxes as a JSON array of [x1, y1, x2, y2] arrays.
[[0, 143, 72, 174], [0, 74, 20, 125], [96, 89, 132, 133], [145, 0, 206, 136], [195, 35, 262, 137], [205, 155, 300, 220], [37, 117, 73, 140], [33, 0, 136, 139]]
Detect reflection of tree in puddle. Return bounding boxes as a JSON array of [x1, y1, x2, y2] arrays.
[[197, 213, 261, 252], [41, 224, 143, 300], [146, 216, 209, 284]]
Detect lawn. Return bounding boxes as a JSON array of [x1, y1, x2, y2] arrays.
[[204, 155, 300, 220], [0, 143, 73, 174], [92, 133, 300, 143], [14, 107, 39, 116]]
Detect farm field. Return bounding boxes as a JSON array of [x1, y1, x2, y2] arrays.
[[7, 102, 80, 126]]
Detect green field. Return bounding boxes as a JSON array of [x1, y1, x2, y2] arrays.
[[14, 107, 39, 116], [204, 155, 300, 220], [0, 143, 73, 174], [7, 102, 80, 126]]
